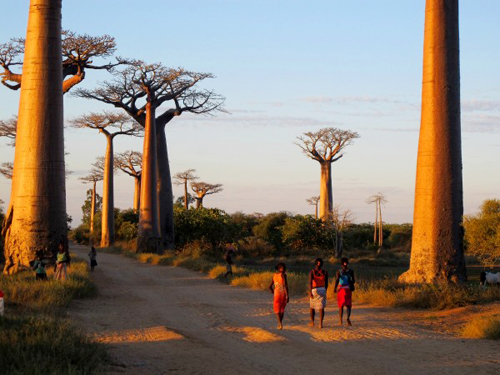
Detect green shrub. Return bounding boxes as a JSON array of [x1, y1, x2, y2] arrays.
[[280, 215, 333, 253], [252, 212, 290, 252]]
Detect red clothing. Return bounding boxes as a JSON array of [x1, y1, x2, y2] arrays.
[[311, 269, 326, 288], [273, 273, 287, 313], [337, 286, 352, 307]]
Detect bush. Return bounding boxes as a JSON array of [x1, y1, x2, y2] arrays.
[[280, 215, 333, 253], [252, 212, 290, 252], [461, 315, 500, 340]]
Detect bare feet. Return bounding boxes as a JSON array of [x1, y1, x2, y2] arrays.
[[278, 323, 283, 330], [319, 323, 323, 329], [339, 319, 343, 326], [347, 318, 352, 326], [308, 321, 314, 327]]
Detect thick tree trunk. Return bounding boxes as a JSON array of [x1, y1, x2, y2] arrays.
[[137, 102, 161, 253], [377, 201, 383, 252], [100, 135, 115, 247], [318, 161, 333, 221], [400, 0, 466, 284], [196, 197, 203, 209], [184, 181, 188, 209], [315, 203, 318, 219], [3, 0, 65, 274], [90, 181, 96, 237], [133, 176, 141, 213], [374, 203, 378, 244], [156, 123, 174, 250]]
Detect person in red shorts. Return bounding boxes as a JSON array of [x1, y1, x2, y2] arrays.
[[269, 262, 289, 330], [334, 257, 355, 326]]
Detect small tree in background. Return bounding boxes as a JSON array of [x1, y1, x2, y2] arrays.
[[464, 199, 500, 265], [115, 150, 142, 212], [306, 196, 320, 219], [367, 192, 387, 252], [191, 182, 223, 209], [79, 164, 104, 240], [330, 205, 354, 258], [174, 169, 199, 209]]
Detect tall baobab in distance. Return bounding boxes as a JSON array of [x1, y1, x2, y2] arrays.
[[400, 0, 467, 284], [366, 193, 387, 251], [0, 30, 122, 93], [76, 62, 225, 250], [2, 0, 65, 274], [296, 128, 359, 221], [79, 164, 104, 239], [72, 112, 141, 247], [191, 182, 223, 209], [174, 169, 199, 209], [306, 196, 320, 219], [115, 151, 142, 212]]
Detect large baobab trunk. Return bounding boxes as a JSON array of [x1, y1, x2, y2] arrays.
[[137, 102, 161, 253], [133, 176, 141, 213], [400, 0, 466, 284], [101, 135, 115, 247], [196, 197, 203, 209], [2, 0, 66, 274], [184, 182, 189, 209], [315, 203, 318, 219], [319, 162, 333, 221], [156, 123, 174, 250]]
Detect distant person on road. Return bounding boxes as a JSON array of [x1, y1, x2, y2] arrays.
[[88, 246, 98, 272], [334, 257, 355, 326], [54, 241, 70, 281], [223, 244, 235, 278], [33, 251, 47, 281], [269, 262, 289, 330], [309, 258, 328, 328]]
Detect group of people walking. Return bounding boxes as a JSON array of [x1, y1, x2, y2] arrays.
[[269, 257, 355, 330]]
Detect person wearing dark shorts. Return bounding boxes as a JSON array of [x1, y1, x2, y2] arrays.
[[88, 246, 98, 272]]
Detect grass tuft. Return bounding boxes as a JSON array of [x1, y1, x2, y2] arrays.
[[461, 315, 500, 340]]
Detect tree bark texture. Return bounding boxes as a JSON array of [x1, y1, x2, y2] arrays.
[[90, 181, 96, 237], [137, 102, 161, 253], [133, 176, 141, 213], [319, 162, 333, 221], [156, 123, 174, 250], [400, 0, 466, 283], [101, 135, 115, 247], [196, 197, 203, 209], [3, 0, 66, 274]]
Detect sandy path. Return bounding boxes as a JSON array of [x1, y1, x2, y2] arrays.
[[68, 244, 500, 375]]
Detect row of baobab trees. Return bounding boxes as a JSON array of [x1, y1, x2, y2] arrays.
[[1, 0, 468, 285], [0, 0, 224, 274]]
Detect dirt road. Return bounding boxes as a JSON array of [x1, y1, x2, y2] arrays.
[[68, 244, 500, 375]]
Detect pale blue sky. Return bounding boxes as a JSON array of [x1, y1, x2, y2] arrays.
[[1, 1, 499, 226]]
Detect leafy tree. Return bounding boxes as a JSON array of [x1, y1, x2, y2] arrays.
[[464, 199, 500, 265], [280, 215, 333, 253], [252, 212, 290, 252]]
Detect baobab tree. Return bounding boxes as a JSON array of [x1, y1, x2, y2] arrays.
[[0, 162, 13, 179], [76, 62, 225, 250], [0, 116, 17, 146], [330, 205, 354, 259], [72, 112, 141, 247], [191, 182, 223, 209], [306, 196, 320, 219], [2, 0, 66, 274], [1, 30, 122, 93], [399, 0, 467, 284], [174, 169, 199, 209], [79, 165, 104, 240], [296, 128, 360, 221], [366, 193, 387, 251], [115, 150, 142, 212]]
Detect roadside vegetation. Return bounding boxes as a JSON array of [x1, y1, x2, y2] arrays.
[[0, 257, 107, 375]]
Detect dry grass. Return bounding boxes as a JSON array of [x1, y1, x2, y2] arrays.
[[461, 315, 500, 340]]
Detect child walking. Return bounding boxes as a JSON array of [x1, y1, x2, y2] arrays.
[[54, 241, 70, 281], [334, 257, 355, 326], [269, 262, 289, 330], [33, 251, 47, 281], [88, 246, 98, 272]]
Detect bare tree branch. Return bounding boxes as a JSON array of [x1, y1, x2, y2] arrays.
[[0, 161, 13, 179], [114, 150, 142, 178], [0, 116, 17, 146]]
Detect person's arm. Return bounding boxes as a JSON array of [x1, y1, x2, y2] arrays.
[[350, 269, 355, 285], [308, 270, 314, 298], [284, 274, 290, 303], [334, 270, 340, 293], [269, 280, 274, 294]]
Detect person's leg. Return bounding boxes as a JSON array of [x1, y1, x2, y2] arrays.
[[346, 306, 352, 326], [276, 313, 282, 329], [339, 306, 344, 325], [279, 312, 284, 329], [309, 308, 315, 326], [319, 308, 324, 328]]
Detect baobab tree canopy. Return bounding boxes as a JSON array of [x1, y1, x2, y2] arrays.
[[191, 182, 223, 209], [0, 30, 123, 93], [296, 127, 360, 221]]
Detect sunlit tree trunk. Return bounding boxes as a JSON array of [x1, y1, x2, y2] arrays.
[[400, 0, 466, 283], [319, 162, 333, 221], [137, 101, 161, 253], [374, 202, 378, 244], [2, 0, 65, 274], [196, 197, 203, 209], [315, 203, 318, 219], [378, 201, 383, 251], [90, 181, 96, 237], [101, 134, 115, 247], [133, 176, 141, 213], [184, 182, 189, 209], [156, 123, 174, 250]]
